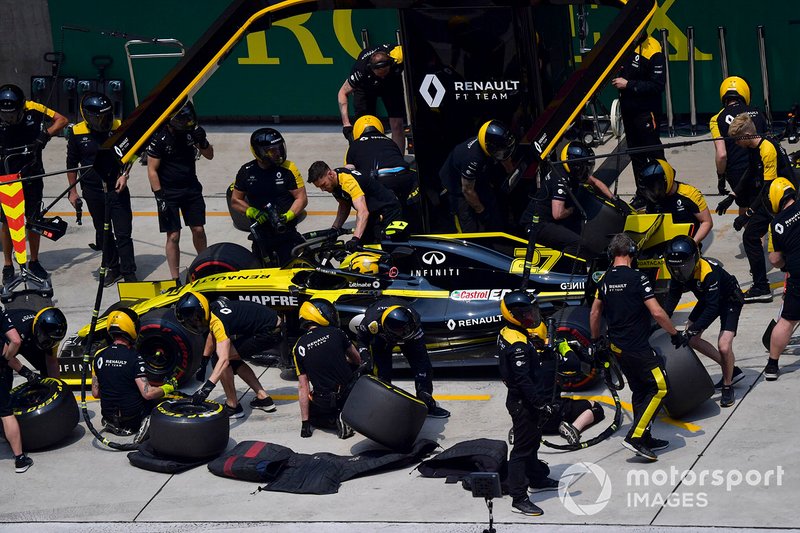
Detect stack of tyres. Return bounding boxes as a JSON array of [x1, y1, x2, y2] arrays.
[[649, 330, 714, 418], [342, 375, 428, 451]]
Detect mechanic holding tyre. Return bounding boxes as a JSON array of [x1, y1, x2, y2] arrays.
[[356, 297, 450, 418], [0, 83, 68, 284], [230, 127, 307, 266], [1, 310, 36, 472], [66, 92, 137, 285], [92, 309, 177, 440], [176, 291, 278, 418], [307, 161, 403, 248], [294, 299, 363, 440], [146, 100, 213, 283], [590, 233, 683, 461], [3, 307, 67, 379], [439, 120, 517, 233], [497, 290, 561, 516]]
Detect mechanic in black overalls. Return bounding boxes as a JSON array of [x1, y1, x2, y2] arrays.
[[710, 76, 767, 197], [356, 297, 450, 418], [92, 309, 176, 438], [294, 299, 362, 440], [230, 128, 308, 265], [177, 291, 278, 418], [337, 44, 406, 151], [66, 92, 137, 284], [439, 120, 516, 233], [638, 159, 713, 245], [3, 307, 67, 379], [0, 84, 68, 283], [590, 234, 682, 461], [523, 141, 617, 256], [497, 290, 560, 516], [307, 161, 402, 249], [611, 33, 665, 198], [345, 115, 421, 232], [662, 235, 744, 408]]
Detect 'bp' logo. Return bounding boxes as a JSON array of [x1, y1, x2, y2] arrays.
[[419, 74, 446, 108]]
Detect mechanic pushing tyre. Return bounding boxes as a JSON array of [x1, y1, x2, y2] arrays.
[[149, 398, 229, 460], [6, 378, 79, 450], [138, 308, 205, 385], [650, 329, 714, 418], [186, 242, 260, 283], [549, 306, 600, 391]]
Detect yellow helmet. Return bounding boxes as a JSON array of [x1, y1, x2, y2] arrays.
[[500, 290, 541, 329], [299, 298, 340, 329], [107, 308, 140, 343], [639, 159, 676, 203], [352, 115, 384, 139], [765, 177, 796, 214], [345, 252, 381, 275], [719, 76, 750, 105]]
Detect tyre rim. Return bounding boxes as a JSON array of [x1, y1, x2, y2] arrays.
[[10, 380, 59, 413], [157, 399, 223, 417], [190, 260, 238, 282], [557, 326, 598, 391], [139, 326, 188, 383]]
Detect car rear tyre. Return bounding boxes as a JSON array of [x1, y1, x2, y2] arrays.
[[149, 399, 229, 460], [8, 378, 79, 450], [186, 242, 260, 283], [139, 308, 205, 385], [549, 306, 599, 391]]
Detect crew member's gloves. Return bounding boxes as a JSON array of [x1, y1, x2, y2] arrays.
[[300, 420, 313, 438], [670, 331, 687, 349], [195, 356, 210, 382], [539, 402, 558, 419], [717, 173, 729, 196], [356, 345, 373, 375], [324, 227, 341, 241], [245, 207, 268, 225], [612, 195, 633, 214], [476, 209, 491, 226], [154, 189, 168, 213], [160, 376, 179, 396], [35, 130, 51, 148], [190, 126, 210, 149], [715, 194, 735, 216], [280, 210, 296, 224], [733, 209, 753, 232], [342, 125, 354, 142], [192, 379, 216, 405], [345, 236, 361, 252], [589, 336, 608, 359], [18, 366, 41, 384]]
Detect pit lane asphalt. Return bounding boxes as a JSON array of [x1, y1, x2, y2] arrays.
[[1, 125, 799, 532]]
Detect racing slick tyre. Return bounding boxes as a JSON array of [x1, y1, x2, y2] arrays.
[[549, 306, 600, 391], [139, 308, 205, 385], [186, 242, 260, 283], [149, 399, 229, 460], [227, 183, 252, 232], [342, 375, 428, 451], [7, 378, 79, 450], [650, 330, 714, 418]]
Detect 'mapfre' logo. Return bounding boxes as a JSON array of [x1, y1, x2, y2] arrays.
[[419, 74, 446, 108]]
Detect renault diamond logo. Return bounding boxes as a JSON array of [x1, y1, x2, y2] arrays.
[[422, 251, 446, 265], [419, 74, 446, 108], [446, 319, 456, 330]]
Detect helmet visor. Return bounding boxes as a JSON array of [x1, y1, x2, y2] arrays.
[[641, 180, 666, 203], [513, 304, 541, 329], [254, 144, 286, 166], [169, 106, 197, 131], [666, 259, 695, 283], [36, 330, 60, 350], [85, 110, 113, 133], [489, 136, 517, 161], [0, 108, 24, 125]]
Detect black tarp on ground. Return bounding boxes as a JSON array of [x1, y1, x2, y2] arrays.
[[417, 438, 509, 483]]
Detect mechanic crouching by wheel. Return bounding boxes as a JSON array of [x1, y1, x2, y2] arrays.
[[176, 291, 278, 418], [294, 299, 362, 439], [307, 161, 402, 249], [92, 309, 177, 441], [231, 128, 307, 266], [590, 234, 682, 461], [1, 312, 35, 472], [497, 291, 561, 516], [356, 297, 450, 418], [4, 307, 67, 379]]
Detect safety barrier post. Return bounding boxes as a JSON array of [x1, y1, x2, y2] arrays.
[[687, 26, 697, 136], [757, 25, 773, 126], [718, 26, 729, 80], [660, 28, 675, 138]]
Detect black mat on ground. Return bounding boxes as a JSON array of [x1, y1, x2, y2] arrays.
[[417, 438, 508, 483], [127, 441, 212, 474]]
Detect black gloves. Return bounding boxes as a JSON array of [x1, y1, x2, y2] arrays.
[[589, 336, 609, 359], [195, 356, 210, 382], [670, 331, 690, 349], [192, 379, 216, 405], [154, 189, 168, 213], [345, 236, 361, 252], [717, 173, 729, 195], [716, 195, 735, 216], [539, 402, 558, 419], [190, 126, 209, 149], [733, 209, 753, 232], [342, 125, 354, 142], [300, 420, 313, 438], [325, 227, 341, 241], [18, 366, 41, 383], [476, 209, 491, 226], [35, 130, 51, 148]]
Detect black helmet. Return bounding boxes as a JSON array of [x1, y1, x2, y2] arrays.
[[298, 298, 340, 329], [169, 100, 198, 131], [174, 291, 210, 335], [106, 308, 140, 343], [381, 305, 420, 341], [0, 84, 26, 125], [664, 235, 700, 284], [638, 159, 675, 203], [32, 307, 67, 350], [560, 141, 595, 187], [80, 92, 113, 133], [250, 127, 286, 166], [478, 120, 516, 161], [500, 290, 541, 329]]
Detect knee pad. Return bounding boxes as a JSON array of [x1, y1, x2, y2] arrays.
[[590, 402, 605, 422]]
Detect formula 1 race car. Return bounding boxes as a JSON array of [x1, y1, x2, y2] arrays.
[[57, 188, 693, 391]]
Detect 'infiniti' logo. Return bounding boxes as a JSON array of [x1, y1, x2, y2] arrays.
[[422, 251, 446, 265], [419, 74, 446, 108]]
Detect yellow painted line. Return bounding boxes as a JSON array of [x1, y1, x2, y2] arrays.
[[49, 210, 343, 217], [570, 394, 702, 433], [272, 393, 490, 402]]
